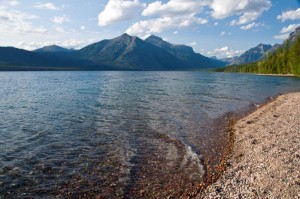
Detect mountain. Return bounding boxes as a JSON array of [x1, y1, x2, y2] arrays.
[[0, 33, 226, 71], [220, 56, 238, 65], [228, 44, 272, 65], [226, 26, 300, 66], [285, 26, 300, 44], [221, 26, 300, 76], [261, 26, 300, 59], [34, 45, 74, 53], [145, 35, 225, 68], [76, 33, 186, 70], [0, 47, 91, 70]]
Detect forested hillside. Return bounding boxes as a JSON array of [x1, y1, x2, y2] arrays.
[[221, 37, 300, 76]]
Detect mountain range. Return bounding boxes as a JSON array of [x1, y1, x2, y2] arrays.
[[226, 44, 272, 65], [226, 26, 300, 66], [34, 45, 75, 53], [0, 34, 226, 71], [1, 26, 299, 71]]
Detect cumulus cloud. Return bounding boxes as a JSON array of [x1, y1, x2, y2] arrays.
[[6, 0, 19, 6], [273, 24, 299, 41], [126, 0, 271, 36], [16, 39, 97, 50], [188, 41, 197, 46], [206, 46, 244, 58], [220, 31, 226, 36], [273, 23, 300, 41], [211, 0, 271, 25], [0, 6, 47, 35], [277, 8, 300, 22], [52, 15, 69, 24], [126, 0, 208, 36], [240, 22, 262, 30], [0, 0, 19, 7], [280, 24, 300, 34], [273, 34, 289, 40], [126, 16, 207, 36], [142, 0, 207, 17], [220, 31, 232, 36], [54, 26, 65, 33], [98, 0, 145, 26], [35, 2, 60, 10]]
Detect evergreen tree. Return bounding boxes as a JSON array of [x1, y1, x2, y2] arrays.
[[222, 36, 300, 76]]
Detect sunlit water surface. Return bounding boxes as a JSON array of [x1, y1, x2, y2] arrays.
[[0, 71, 299, 197]]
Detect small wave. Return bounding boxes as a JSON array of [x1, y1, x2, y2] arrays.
[[180, 145, 204, 176]]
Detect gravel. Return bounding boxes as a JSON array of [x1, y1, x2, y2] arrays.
[[202, 92, 300, 198]]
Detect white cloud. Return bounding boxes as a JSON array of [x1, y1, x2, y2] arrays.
[[59, 39, 89, 49], [195, 18, 208, 24], [16, 39, 96, 50], [173, 30, 178, 34], [98, 0, 145, 26], [210, 0, 271, 25], [240, 22, 262, 30], [206, 46, 244, 58], [142, 0, 207, 17], [277, 8, 300, 22], [280, 24, 300, 34], [273, 23, 300, 40], [126, 0, 208, 37], [126, 17, 177, 36], [52, 15, 69, 24], [54, 26, 65, 33], [230, 12, 260, 26], [0, 0, 19, 7], [35, 2, 60, 10], [188, 41, 197, 46], [273, 34, 289, 40], [126, 16, 206, 37], [0, 6, 47, 35], [219, 31, 232, 36], [80, 26, 86, 30], [7, 0, 19, 6], [210, 0, 272, 25], [126, 0, 270, 36]]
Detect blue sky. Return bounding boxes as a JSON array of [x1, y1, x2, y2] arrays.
[[0, 0, 299, 58]]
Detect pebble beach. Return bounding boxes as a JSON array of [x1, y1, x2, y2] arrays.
[[202, 92, 300, 198]]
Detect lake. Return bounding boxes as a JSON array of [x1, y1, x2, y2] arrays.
[[0, 71, 299, 198]]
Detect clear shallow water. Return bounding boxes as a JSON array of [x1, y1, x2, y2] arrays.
[[0, 71, 299, 197]]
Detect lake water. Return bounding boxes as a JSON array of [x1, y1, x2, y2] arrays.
[[0, 71, 299, 198]]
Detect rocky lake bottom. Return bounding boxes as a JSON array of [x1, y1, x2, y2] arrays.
[[0, 71, 300, 198]]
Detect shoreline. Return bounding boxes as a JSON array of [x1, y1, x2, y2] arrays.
[[257, 73, 296, 77], [201, 92, 300, 198]]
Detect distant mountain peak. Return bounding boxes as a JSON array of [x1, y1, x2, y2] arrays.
[[115, 33, 138, 43], [257, 43, 265, 47], [120, 33, 131, 38], [34, 45, 73, 53], [146, 35, 164, 41], [120, 33, 138, 40], [145, 34, 225, 68], [228, 43, 272, 65], [285, 25, 300, 43]]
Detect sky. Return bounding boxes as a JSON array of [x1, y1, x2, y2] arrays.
[[0, 0, 299, 58]]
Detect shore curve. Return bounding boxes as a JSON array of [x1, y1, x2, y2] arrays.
[[202, 92, 300, 198]]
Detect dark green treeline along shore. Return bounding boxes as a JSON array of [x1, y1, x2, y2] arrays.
[[217, 37, 300, 76]]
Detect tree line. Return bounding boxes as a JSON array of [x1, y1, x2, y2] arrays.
[[220, 37, 300, 76]]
